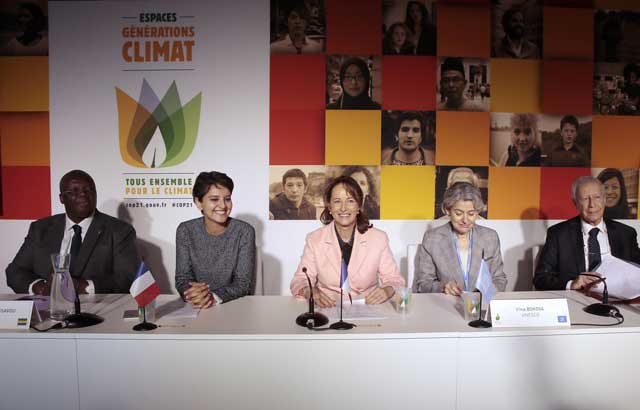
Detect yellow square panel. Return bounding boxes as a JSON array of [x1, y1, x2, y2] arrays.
[[488, 167, 541, 219], [0, 112, 49, 166], [490, 59, 541, 113], [0, 57, 48, 112], [325, 110, 381, 165], [380, 165, 435, 219]]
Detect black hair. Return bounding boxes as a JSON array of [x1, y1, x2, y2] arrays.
[[59, 170, 95, 193], [192, 171, 234, 201], [281, 168, 308, 187]]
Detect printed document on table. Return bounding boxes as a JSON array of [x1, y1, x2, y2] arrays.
[[319, 298, 387, 321], [591, 255, 640, 300]]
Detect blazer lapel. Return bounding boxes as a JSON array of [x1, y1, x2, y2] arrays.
[[571, 218, 586, 273], [45, 215, 66, 255], [605, 220, 624, 258], [73, 212, 105, 278], [441, 224, 464, 286], [322, 223, 342, 283], [347, 229, 366, 280]]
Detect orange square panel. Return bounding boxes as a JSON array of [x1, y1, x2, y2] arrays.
[[592, 115, 640, 168], [435, 111, 490, 166], [488, 167, 541, 219], [490, 58, 541, 113], [0, 112, 49, 166]]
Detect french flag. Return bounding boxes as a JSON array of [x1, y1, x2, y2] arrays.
[[130, 262, 160, 307]]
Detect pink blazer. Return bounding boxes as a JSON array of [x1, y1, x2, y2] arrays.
[[290, 222, 405, 298]]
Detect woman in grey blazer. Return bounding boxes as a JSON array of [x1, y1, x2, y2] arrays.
[[414, 182, 507, 295]]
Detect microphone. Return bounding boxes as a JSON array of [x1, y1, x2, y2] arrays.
[[295, 267, 329, 329], [580, 273, 621, 318]]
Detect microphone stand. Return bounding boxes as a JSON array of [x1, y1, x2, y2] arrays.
[[64, 275, 104, 329], [468, 290, 491, 328], [329, 287, 355, 330], [296, 268, 329, 328], [581, 274, 621, 317]]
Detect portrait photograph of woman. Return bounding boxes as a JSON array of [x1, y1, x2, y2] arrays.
[[592, 167, 639, 220]]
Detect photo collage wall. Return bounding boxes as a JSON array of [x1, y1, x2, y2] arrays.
[[269, 0, 640, 221]]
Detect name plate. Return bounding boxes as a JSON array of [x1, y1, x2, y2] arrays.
[[490, 298, 570, 328], [0, 301, 34, 329]]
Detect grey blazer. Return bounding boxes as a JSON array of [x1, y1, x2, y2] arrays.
[[413, 222, 507, 293], [6, 211, 140, 294]]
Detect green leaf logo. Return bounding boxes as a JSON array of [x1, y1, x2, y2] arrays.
[[116, 79, 201, 168]]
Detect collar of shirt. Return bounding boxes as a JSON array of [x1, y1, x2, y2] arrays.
[[580, 218, 607, 237], [580, 218, 611, 270], [59, 212, 95, 254]]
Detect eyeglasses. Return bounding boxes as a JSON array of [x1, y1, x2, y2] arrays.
[[400, 126, 421, 133], [513, 127, 532, 136], [61, 187, 95, 197], [344, 73, 365, 83]]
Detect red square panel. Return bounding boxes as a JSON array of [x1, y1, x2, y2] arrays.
[[542, 61, 593, 115], [270, 55, 326, 111], [382, 56, 436, 110], [543, 7, 593, 60], [1, 166, 50, 220], [326, 0, 382, 55], [438, 4, 491, 58], [270, 110, 325, 165], [442, 0, 489, 3], [543, 0, 594, 7], [539, 167, 590, 220]]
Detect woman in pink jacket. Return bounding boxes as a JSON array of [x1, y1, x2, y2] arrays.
[[290, 176, 405, 307]]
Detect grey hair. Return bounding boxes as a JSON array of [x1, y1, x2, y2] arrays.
[[442, 182, 485, 214], [571, 176, 604, 204]]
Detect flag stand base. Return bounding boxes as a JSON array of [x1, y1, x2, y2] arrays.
[[133, 321, 158, 331], [468, 319, 491, 328]]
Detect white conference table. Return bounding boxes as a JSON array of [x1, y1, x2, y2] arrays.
[[1, 291, 640, 410]]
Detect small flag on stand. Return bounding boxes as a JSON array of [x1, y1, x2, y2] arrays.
[[130, 262, 160, 307], [475, 259, 497, 305]]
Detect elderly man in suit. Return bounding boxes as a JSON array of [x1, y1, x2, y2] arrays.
[[414, 182, 507, 294], [534, 176, 640, 291], [6, 170, 140, 294]]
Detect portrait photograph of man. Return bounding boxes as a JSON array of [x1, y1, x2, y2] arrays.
[[381, 110, 435, 166], [269, 166, 325, 220], [270, 0, 325, 54], [437, 57, 490, 112], [539, 114, 592, 168], [491, 1, 541, 59]]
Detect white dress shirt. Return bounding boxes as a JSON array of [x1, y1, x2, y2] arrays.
[[566, 219, 611, 289], [29, 214, 96, 294]]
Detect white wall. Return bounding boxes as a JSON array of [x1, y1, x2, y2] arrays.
[[1, 0, 638, 295]]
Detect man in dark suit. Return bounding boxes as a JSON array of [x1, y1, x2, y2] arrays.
[[534, 176, 640, 291], [6, 170, 140, 294]]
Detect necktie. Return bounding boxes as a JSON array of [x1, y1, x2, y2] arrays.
[[588, 227, 601, 272], [69, 225, 82, 275]]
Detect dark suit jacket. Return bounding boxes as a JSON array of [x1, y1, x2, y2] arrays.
[[534, 216, 640, 290], [6, 211, 140, 293]]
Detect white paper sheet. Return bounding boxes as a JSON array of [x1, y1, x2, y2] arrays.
[[319, 298, 387, 321], [591, 255, 640, 300]]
